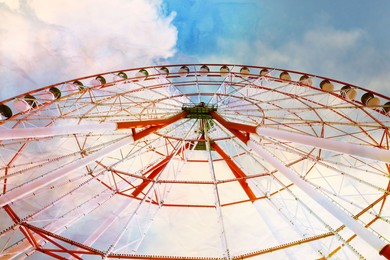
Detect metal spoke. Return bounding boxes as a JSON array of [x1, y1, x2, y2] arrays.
[[1, 64, 389, 259]]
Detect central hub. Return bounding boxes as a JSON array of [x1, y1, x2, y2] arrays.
[[182, 102, 218, 119]]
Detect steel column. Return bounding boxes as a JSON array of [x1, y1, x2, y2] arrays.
[[248, 139, 390, 258], [0, 136, 134, 208], [210, 111, 251, 143], [0, 111, 188, 141], [211, 142, 256, 201], [205, 133, 231, 259], [132, 111, 189, 141], [0, 123, 117, 140], [256, 127, 390, 163], [211, 111, 390, 163]]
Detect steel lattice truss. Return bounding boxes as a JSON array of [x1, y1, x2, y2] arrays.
[[0, 64, 389, 259]]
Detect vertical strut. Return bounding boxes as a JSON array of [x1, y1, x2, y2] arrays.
[[82, 200, 132, 247], [211, 142, 256, 201], [225, 132, 328, 257], [204, 130, 231, 259], [211, 111, 390, 258], [256, 127, 390, 163], [0, 123, 117, 140], [0, 136, 134, 208], [248, 139, 390, 258], [103, 122, 195, 257]]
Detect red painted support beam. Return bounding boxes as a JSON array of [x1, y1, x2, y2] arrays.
[[210, 111, 257, 133], [132, 158, 170, 197], [24, 223, 105, 257], [211, 142, 257, 201], [131, 142, 191, 198], [378, 166, 390, 259], [210, 111, 255, 143], [33, 230, 83, 260], [380, 244, 390, 259], [117, 118, 174, 129], [3, 205, 39, 248], [36, 249, 68, 260], [132, 111, 189, 141]]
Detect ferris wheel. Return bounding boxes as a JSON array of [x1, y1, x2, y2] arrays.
[[0, 64, 389, 259]]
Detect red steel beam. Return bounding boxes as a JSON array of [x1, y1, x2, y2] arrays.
[[118, 111, 189, 141], [131, 142, 191, 198], [378, 164, 390, 215], [3, 205, 39, 248], [38, 249, 99, 255], [210, 111, 257, 133], [210, 111, 255, 143], [36, 249, 68, 260], [32, 230, 83, 260], [3, 143, 27, 194], [23, 223, 104, 256], [211, 142, 257, 201], [381, 245, 390, 259], [117, 118, 174, 129], [326, 217, 379, 259], [131, 158, 170, 197], [379, 165, 390, 260]]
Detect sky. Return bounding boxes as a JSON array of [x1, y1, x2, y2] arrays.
[[1, 1, 390, 258], [1, 0, 390, 101]]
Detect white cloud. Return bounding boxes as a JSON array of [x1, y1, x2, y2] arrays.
[[204, 27, 390, 97], [0, 0, 177, 100]]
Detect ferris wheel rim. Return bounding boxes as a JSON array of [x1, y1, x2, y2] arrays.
[[0, 63, 389, 259]]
